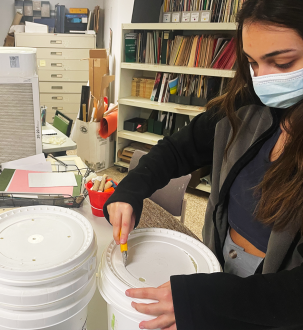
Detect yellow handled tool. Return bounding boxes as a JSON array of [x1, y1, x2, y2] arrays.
[[120, 230, 128, 266]]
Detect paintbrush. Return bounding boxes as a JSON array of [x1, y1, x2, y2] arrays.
[[120, 230, 128, 266]]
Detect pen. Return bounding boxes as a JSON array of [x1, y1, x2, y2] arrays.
[[120, 230, 128, 266], [49, 154, 67, 168]]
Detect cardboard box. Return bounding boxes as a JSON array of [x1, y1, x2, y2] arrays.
[[89, 49, 109, 102], [4, 35, 15, 47], [70, 8, 89, 14]]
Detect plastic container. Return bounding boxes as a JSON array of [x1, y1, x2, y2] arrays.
[[86, 180, 118, 217], [98, 228, 221, 330], [0, 206, 97, 330]]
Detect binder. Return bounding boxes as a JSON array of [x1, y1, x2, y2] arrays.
[[132, 0, 164, 23], [161, 31, 174, 65], [55, 5, 66, 33]]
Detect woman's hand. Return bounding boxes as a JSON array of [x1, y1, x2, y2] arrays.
[[126, 281, 176, 330], [107, 202, 136, 245]]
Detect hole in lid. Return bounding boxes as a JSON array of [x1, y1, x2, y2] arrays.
[[32, 259, 36, 261], [32, 238, 36, 240], [0, 238, 3, 240], [67, 236, 71, 238], [139, 277, 146, 283], [32, 219, 34, 221]]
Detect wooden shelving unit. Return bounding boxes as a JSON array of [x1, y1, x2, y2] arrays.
[[121, 63, 236, 78], [117, 23, 237, 193]]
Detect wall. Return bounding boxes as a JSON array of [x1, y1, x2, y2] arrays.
[[103, 0, 134, 102], [0, 0, 104, 47]]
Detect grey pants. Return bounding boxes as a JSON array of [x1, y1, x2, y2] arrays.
[[223, 229, 263, 278]]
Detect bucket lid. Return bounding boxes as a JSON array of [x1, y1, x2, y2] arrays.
[[99, 228, 220, 318], [0, 206, 95, 283]]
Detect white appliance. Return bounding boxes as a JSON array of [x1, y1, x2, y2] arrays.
[[0, 47, 42, 165]]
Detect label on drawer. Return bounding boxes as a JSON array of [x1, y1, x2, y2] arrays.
[[39, 60, 46, 67]]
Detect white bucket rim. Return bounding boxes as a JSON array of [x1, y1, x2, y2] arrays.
[[0, 206, 95, 282], [0, 251, 97, 307], [0, 275, 96, 329], [98, 228, 221, 320]]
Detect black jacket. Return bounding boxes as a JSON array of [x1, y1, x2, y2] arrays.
[[104, 104, 303, 330]]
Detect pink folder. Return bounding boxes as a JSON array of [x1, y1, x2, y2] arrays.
[[6, 170, 74, 196]]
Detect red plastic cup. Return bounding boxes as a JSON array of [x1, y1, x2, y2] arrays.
[[86, 180, 117, 217]]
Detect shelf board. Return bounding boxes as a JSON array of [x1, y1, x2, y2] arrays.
[[118, 130, 163, 145], [119, 96, 206, 116], [121, 63, 235, 78], [122, 23, 237, 31], [196, 182, 211, 193], [115, 161, 130, 169]]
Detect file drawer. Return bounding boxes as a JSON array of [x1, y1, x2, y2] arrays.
[[40, 82, 84, 94], [38, 70, 89, 82], [38, 59, 89, 71], [44, 103, 79, 123], [15, 33, 96, 49], [40, 93, 81, 104], [36, 48, 90, 60]]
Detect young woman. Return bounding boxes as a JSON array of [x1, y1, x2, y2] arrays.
[[104, 0, 303, 329]]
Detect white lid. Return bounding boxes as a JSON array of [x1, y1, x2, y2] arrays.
[[0, 206, 95, 283], [99, 228, 220, 319], [105, 228, 220, 289]]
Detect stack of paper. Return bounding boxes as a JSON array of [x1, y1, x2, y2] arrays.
[[1, 154, 52, 172], [0, 154, 83, 197]]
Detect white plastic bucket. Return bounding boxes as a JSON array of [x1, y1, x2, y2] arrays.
[[98, 228, 221, 330], [0, 206, 97, 330]]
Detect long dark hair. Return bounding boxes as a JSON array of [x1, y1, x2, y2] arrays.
[[207, 0, 303, 232]]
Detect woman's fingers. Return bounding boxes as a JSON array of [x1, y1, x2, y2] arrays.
[[108, 204, 121, 244], [126, 287, 160, 300], [107, 203, 135, 244], [120, 204, 135, 244], [131, 301, 162, 315], [138, 314, 175, 330]]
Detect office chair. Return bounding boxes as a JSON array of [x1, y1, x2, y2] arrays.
[[53, 111, 73, 137], [129, 150, 191, 224]]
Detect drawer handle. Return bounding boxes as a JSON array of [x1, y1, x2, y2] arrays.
[[51, 86, 63, 89], [52, 96, 63, 100], [51, 74, 63, 78], [51, 52, 62, 56], [50, 40, 62, 44], [52, 107, 63, 110], [51, 63, 63, 67]]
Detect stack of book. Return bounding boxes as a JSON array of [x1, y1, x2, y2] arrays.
[[168, 36, 236, 69], [131, 32, 236, 70], [163, 0, 246, 23], [149, 73, 228, 105], [131, 78, 155, 99]]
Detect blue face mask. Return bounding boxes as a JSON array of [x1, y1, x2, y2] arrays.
[[250, 65, 303, 108]]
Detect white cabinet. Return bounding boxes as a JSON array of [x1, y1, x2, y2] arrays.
[[15, 33, 96, 124]]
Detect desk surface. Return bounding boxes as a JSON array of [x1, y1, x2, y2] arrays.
[[42, 123, 77, 153]]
